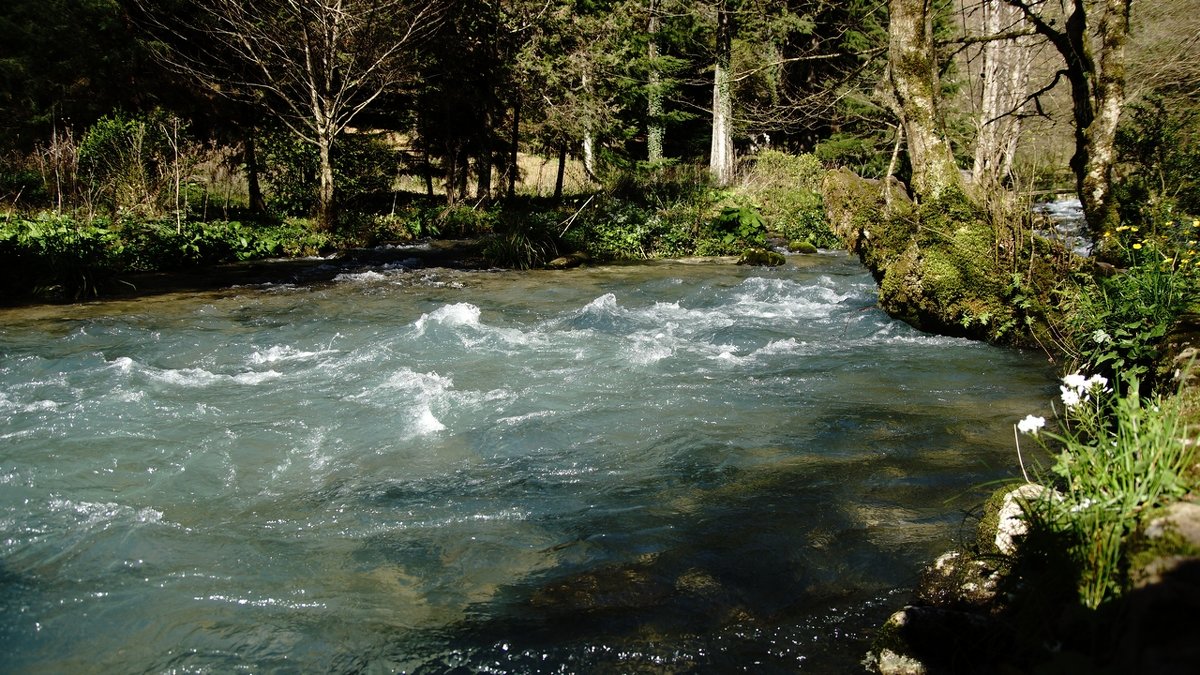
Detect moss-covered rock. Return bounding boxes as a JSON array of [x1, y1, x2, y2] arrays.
[[822, 168, 1073, 348], [737, 247, 786, 266], [788, 240, 819, 254]]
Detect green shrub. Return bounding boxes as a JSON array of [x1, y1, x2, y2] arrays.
[[1114, 95, 1200, 227], [1066, 239, 1199, 390], [0, 215, 123, 299], [710, 203, 767, 249], [78, 111, 192, 216], [258, 128, 398, 219], [741, 151, 838, 248]]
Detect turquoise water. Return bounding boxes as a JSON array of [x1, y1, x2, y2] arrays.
[[0, 253, 1053, 672]]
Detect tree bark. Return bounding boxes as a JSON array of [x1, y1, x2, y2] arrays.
[[1082, 0, 1130, 233], [709, 0, 735, 187], [888, 0, 964, 202], [554, 144, 567, 201], [316, 130, 336, 231], [647, 0, 665, 163], [243, 128, 266, 214], [508, 95, 520, 199], [971, 0, 1031, 186]]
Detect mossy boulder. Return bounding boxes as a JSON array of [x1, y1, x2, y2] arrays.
[[822, 169, 1072, 348], [546, 251, 590, 270], [788, 240, 819, 254], [737, 247, 786, 266]]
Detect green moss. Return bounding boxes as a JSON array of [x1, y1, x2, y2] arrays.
[[737, 248, 786, 267], [788, 240, 818, 254]]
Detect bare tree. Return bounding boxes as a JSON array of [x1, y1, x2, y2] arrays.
[[133, 0, 443, 230], [968, 0, 1034, 187], [1003, 0, 1132, 234]]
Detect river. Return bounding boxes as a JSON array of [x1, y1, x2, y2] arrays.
[[0, 252, 1054, 672]]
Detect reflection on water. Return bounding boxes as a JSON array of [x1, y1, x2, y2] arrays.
[[0, 253, 1054, 672]]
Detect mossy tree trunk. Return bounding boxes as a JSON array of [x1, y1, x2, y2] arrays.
[[1004, 0, 1131, 236], [887, 0, 965, 203], [709, 0, 735, 187], [647, 0, 665, 164]]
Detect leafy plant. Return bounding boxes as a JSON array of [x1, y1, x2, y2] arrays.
[[1016, 374, 1195, 609], [711, 203, 767, 248], [1067, 240, 1199, 390]]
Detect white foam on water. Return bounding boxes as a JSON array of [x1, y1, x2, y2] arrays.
[[626, 334, 675, 365], [584, 293, 618, 313], [413, 303, 483, 334], [110, 356, 283, 387], [753, 337, 806, 357], [413, 407, 446, 434], [0, 392, 58, 413], [334, 270, 388, 283], [47, 498, 163, 526], [248, 345, 339, 365]]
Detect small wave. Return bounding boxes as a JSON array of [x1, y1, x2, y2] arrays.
[[413, 303, 482, 334], [753, 337, 806, 356], [248, 345, 338, 365], [584, 293, 618, 313], [110, 356, 282, 387], [334, 270, 389, 283], [47, 498, 163, 526], [0, 392, 58, 413]]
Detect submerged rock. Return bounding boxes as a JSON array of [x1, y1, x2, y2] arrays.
[[546, 252, 590, 269], [737, 248, 786, 266]]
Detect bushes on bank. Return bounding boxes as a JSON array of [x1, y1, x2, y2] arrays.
[[0, 215, 332, 301]]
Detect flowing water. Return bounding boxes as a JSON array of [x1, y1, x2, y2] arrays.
[[0, 252, 1054, 673]]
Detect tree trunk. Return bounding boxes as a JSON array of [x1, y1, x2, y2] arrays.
[[316, 130, 336, 231], [1004, 0, 1131, 235], [972, 0, 1031, 186], [475, 151, 492, 203], [554, 145, 567, 201], [888, 0, 964, 202], [709, 0, 735, 187], [243, 128, 266, 214], [509, 96, 521, 199], [1081, 0, 1130, 233], [647, 1, 664, 163]]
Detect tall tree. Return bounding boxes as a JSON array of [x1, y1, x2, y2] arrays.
[[1003, 0, 1132, 234], [710, 0, 736, 185], [968, 0, 1033, 187], [888, 0, 965, 201], [133, 0, 443, 230]]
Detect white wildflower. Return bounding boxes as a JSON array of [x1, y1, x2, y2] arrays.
[[1086, 374, 1109, 392], [1017, 414, 1046, 435], [1092, 329, 1111, 344], [1060, 386, 1082, 409], [1062, 373, 1088, 390]]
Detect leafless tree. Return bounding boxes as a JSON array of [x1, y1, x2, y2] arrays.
[[966, 0, 1035, 187], [1002, 0, 1132, 234], [132, 0, 444, 230]]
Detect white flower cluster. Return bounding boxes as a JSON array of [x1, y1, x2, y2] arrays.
[[1017, 414, 1046, 435], [1059, 372, 1109, 410]]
